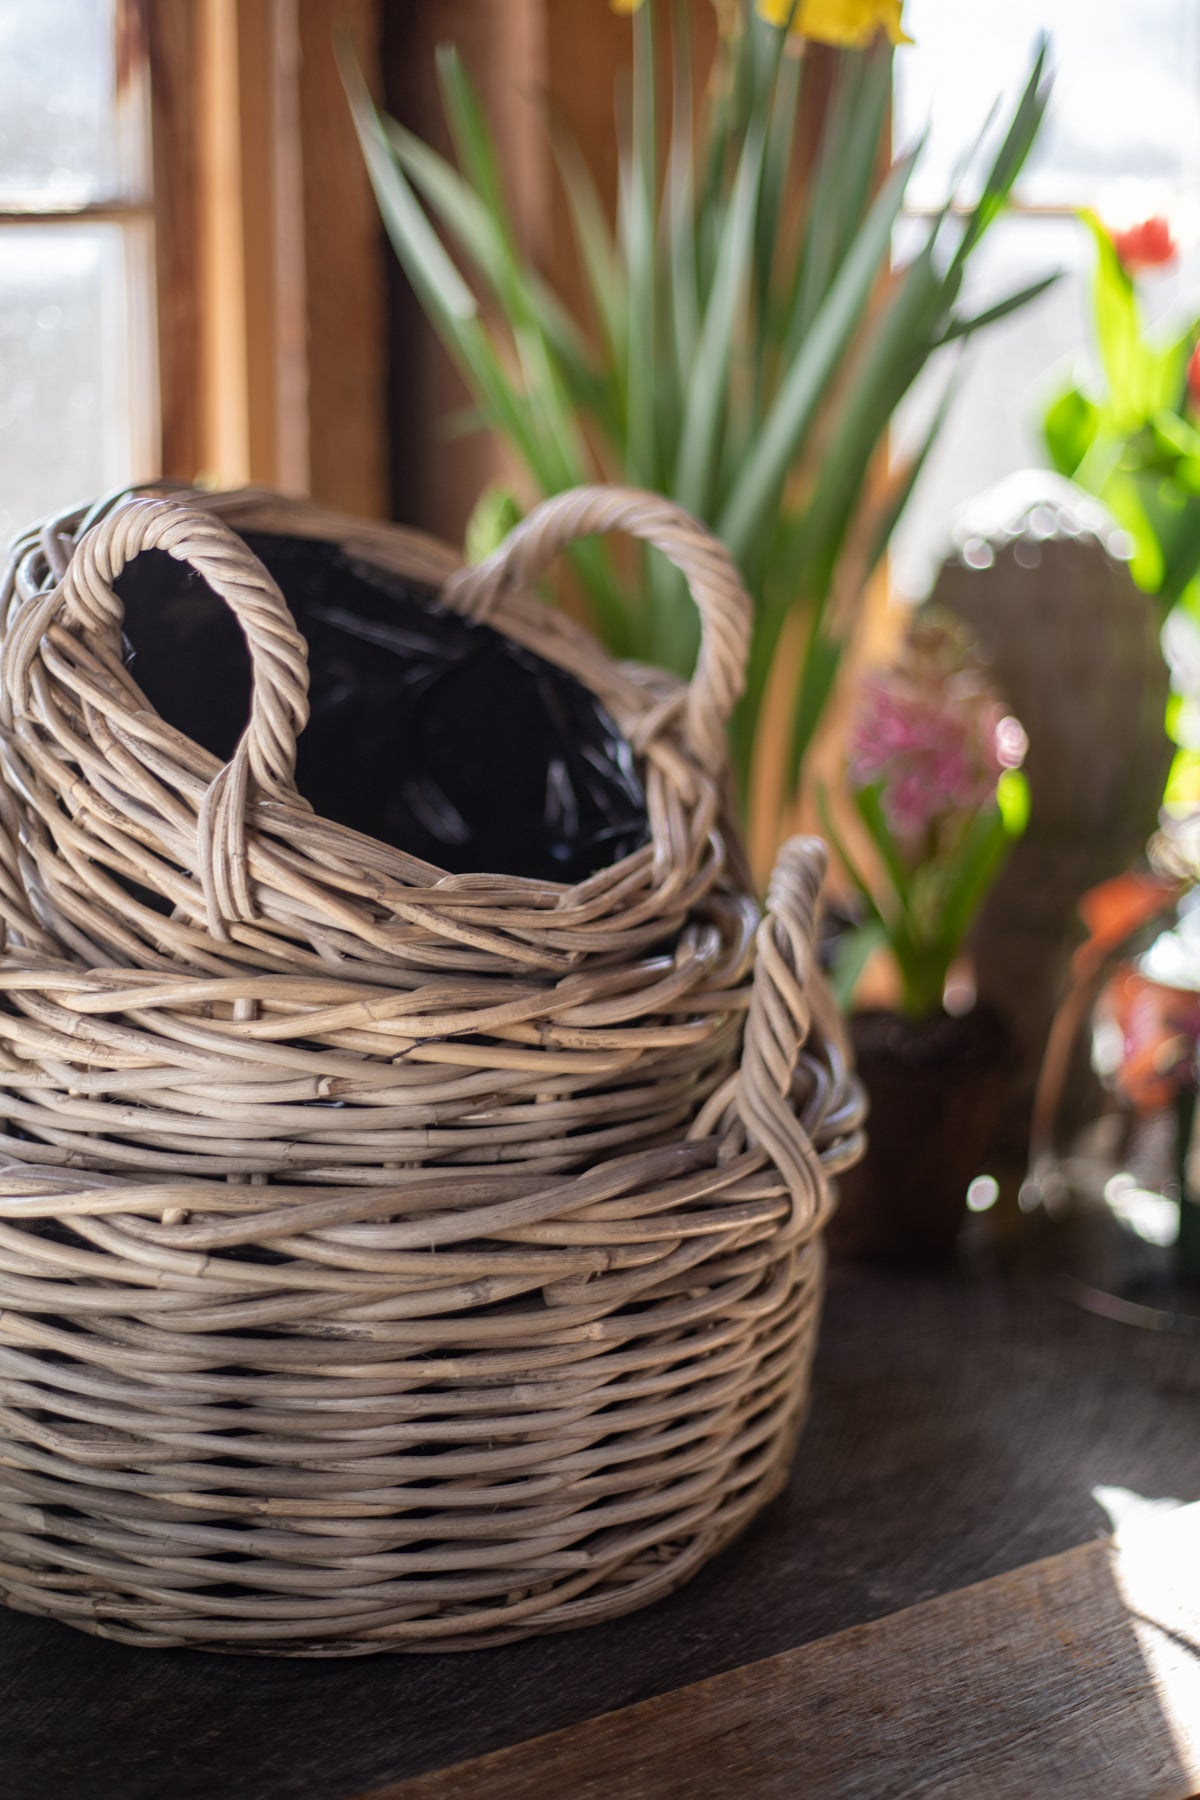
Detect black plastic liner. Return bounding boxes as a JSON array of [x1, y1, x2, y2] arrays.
[[113, 531, 650, 886]]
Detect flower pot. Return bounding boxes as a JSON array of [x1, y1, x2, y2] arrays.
[[831, 1005, 1017, 1266]]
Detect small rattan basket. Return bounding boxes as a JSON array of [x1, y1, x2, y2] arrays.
[[0, 483, 862, 1653]]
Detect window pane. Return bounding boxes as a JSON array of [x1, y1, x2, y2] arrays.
[[890, 215, 1200, 599], [0, 0, 143, 206], [896, 0, 1200, 211], [0, 223, 152, 548]]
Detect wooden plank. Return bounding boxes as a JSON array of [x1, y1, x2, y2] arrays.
[[146, 0, 206, 484], [5, 1267, 1199, 1800], [365, 1499, 1200, 1800], [233, 0, 293, 492], [294, 0, 388, 517], [148, 0, 262, 488], [145, 0, 385, 511], [382, 0, 545, 543]]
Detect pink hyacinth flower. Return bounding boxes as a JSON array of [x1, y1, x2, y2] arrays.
[[848, 613, 1023, 860]]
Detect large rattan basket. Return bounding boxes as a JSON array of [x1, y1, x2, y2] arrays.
[[0, 483, 862, 1654]]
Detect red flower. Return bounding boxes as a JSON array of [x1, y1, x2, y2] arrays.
[[1098, 967, 1200, 1113], [1110, 214, 1177, 274], [1078, 871, 1179, 955], [1188, 341, 1200, 412]]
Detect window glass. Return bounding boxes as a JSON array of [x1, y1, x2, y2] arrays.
[[891, 1, 1200, 599], [896, 0, 1200, 210], [0, 1, 153, 547], [0, 224, 149, 548], [0, 0, 142, 207]]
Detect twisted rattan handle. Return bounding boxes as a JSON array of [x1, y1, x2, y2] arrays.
[[443, 486, 753, 777], [737, 837, 867, 1238], [2, 497, 310, 939]]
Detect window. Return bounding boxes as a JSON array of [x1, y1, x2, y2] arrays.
[[0, 0, 390, 555], [891, 0, 1200, 600], [0, 0, 157, 549]]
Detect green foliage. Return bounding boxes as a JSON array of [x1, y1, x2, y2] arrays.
[[464, 484, 524, 563], [343, 7, 1051, 830], [822, 770, 1029, 1020], [1043, 213, 1200, 798]]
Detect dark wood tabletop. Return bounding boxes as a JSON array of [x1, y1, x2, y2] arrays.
[[5, 1238, 1200, 1800]]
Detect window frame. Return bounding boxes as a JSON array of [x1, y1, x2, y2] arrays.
[[144, 0, 388, 515]]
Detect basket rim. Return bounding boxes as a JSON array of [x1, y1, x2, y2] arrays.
[[0, 482, 754, 963]]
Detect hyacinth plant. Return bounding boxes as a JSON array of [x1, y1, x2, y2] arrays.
[[821, 613, 1029, 1020], [343, 3, 1052, 836], [1044, 212, 1200, 802]]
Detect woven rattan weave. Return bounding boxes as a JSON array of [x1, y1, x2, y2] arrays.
[[0, 484, 863, 1652]]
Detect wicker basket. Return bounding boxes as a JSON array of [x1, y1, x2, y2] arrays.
[[0, 483, 863, 1654]]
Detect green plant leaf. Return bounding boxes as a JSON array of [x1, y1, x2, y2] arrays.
[[718, 148, 919, 565], [1081, 210, 1151, 425], [665, 0, 699, 388], [936, 802, 1013, 967], [816, 784, 927, 1005], [674, 116, 767, 518], [815, 785, 887, 931], [788, 626, 844, 797], [1150, 406, 1200, 471], [1043, 384, 1101, 477], [851, 782, 913, 915], [384, 117, 605, 415], [788, 44, 893, 354], [1130, 470, 1200, 606], [996, 767, 1030, 836], [940, 272, 1060, 344], [951, 39, 1051, 273], [464, 485, 523, 562], [350, 21, 1054, 811], [1099, 470, 1166, 590], [341, 47, 477, 327], [435, 45, 514, 249], [552, 129, 627, 379], [866, 369, 961, 579], [754, 36, 801, 348], [621, 1, 659, 487], [782, 245, 943, 609], [831, 918, 887, 1011]]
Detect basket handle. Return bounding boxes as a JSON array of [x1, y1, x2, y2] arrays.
[[736, 837, 867, 1237], [442, 486, 753, 777], [3, 496, 310, 939]]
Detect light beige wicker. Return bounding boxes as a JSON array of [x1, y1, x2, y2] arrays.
[[0, 485, 752, 976], [0, 483, 863, 1654]]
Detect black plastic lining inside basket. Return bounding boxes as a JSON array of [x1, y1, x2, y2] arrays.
[[113, 531, 650, 885]]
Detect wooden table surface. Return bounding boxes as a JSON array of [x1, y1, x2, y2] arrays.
[[4, 1249, 1200, 1800]]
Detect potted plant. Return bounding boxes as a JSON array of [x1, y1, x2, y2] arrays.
[[821, 612, 1029, 1262], [343, 2, 1052, 859]]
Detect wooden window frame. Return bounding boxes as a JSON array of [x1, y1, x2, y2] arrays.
[[145, 0, 388, 517]]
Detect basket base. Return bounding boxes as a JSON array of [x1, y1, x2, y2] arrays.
[[0, 1241, 823, 1657], [0, 1408, 808, 1657]]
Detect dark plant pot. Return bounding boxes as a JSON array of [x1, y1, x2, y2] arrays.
[[831, 1005, 1017, 1267]]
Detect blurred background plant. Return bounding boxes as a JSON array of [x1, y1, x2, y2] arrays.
[[346, 0, 1052, 856], [1043, 212, 1200, 804], [822, 610, 1029, 1019]]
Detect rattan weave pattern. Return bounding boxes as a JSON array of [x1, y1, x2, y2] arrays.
[[0, 485, 863, 1652], [0, 485, 751, 976]]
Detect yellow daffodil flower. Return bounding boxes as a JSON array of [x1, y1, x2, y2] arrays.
[[759, 0, 911, 45], [610, 0, 910, 41]]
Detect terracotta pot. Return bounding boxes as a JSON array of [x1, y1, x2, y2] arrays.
[[831, 1005, 1017, 1266]]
